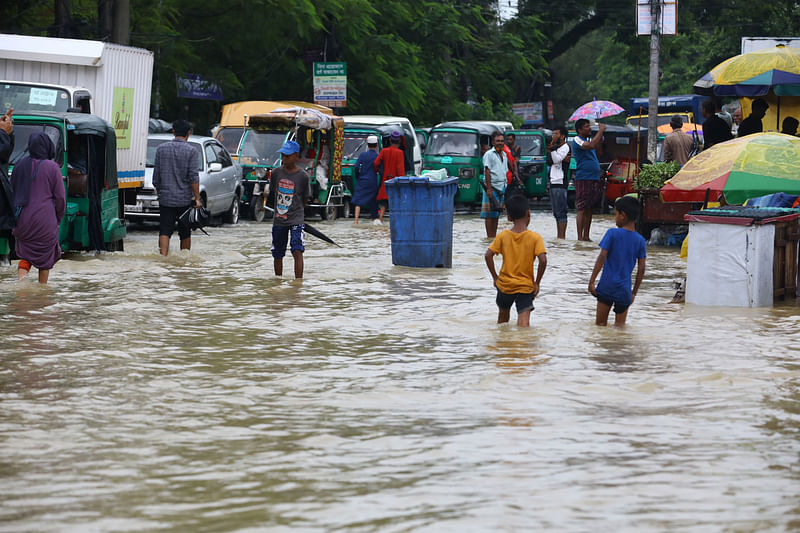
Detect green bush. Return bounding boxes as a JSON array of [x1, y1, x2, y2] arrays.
[[636, 161, 681, 190]]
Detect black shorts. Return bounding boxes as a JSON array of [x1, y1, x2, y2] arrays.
[[596, 294, 630, 314], [159, 204, 192, 240], [496, 289, 535, 313]]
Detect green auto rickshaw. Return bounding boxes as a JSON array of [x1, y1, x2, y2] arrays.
[[422, 121, 512, 206], [2, 111, 125, 258], [246, 108, 347, 221], [508, 129, 550, 199], [341, 124, 414, 208]]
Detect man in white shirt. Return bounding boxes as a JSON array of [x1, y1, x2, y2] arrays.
[[481, 131, 508, 238], [547, 126, 571, 239]]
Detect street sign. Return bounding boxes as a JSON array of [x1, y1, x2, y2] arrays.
[[512, 102, 543, 124], [636, 0, 677, 36], [313, 62, 347, 108], [176, 74, 224, 101]]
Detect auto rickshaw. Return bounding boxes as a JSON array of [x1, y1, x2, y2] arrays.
[[214, 100, 333, 159], [246, 107, 346, 221], [422, 121, 511, 206], [1, 111, 126, 258], [508, 129, 550, 199], [415, 127, 431, 151], [341, 124, 414, 207]]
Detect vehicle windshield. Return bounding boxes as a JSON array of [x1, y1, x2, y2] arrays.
[[146, 139, 203, 171], [426, 131, 477, 157], [0, 83, 71, 113], [515, 135, 544, 156], [240, 130, 285, 166], [9, 124, 64, 166], [215, 127, 244, 154], [343, 134, 369, 160]]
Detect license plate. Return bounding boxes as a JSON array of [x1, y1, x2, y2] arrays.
[[127, 204, 143, 212]]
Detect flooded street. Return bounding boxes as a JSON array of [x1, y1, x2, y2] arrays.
[[1, 212, 799, 531]]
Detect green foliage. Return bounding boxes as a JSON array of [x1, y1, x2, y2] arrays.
[[637, 161, 681, 190], [3, 0, 800, 134]]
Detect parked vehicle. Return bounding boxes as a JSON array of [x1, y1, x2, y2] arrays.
[[415, 127, 431, 151], [126, 134, 242, 224], [247, 108, 346, 221], [0, 34, 154, 206], [341, 124, 415, 207], [423, 121, 512, 206], [508, 129, 550, 198], [214, 100, 332, 159], [627, 94, 709, 128], [342, 115, 422, 175], [222, 102, 332, 221], [5, 111, 126, 253]]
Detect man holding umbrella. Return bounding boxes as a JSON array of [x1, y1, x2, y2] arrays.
[[571, 119, 605, 242]]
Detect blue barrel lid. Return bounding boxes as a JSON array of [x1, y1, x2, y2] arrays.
[[385, 176, 458, 187]]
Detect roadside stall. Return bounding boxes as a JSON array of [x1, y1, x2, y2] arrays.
[[685, 206, 800, 307]]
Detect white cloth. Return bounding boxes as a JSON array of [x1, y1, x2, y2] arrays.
[[548, 142, 570, 185], [482, 148, 507, 191]]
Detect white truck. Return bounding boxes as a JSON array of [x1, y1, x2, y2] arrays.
[[0, 34, 153, 200]]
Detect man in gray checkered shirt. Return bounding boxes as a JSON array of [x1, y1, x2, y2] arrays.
[[152, 119, 201, 256]]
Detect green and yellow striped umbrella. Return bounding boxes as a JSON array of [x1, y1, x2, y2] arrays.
[[661, 133, 800, 204]]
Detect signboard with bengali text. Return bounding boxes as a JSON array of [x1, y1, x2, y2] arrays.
[[637, 0, 677, 36], [313, 62, 347, 108], [512, 102, 543, 124]]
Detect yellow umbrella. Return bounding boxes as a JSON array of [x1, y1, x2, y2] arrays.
[[694, 46, 800, 97]]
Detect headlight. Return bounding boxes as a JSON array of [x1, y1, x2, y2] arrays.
[[459, 168, 474, 179], [255, 167, 267, 178]]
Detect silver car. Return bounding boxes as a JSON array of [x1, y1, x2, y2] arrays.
[[126, 134, 242, 224]]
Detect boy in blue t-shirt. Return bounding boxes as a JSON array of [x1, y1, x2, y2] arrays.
[[588, 196, 646, 326]]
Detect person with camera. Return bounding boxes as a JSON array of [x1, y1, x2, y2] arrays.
[[547, 126, 571, 239], [153, 119, 201, 256]]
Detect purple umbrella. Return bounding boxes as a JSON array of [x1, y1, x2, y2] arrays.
[[569, 99, 624, 121]]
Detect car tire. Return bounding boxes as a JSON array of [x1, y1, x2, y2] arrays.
[[321, 205, 337, 221], [225, 195, 240, 225], [250, 195, 266, 222]]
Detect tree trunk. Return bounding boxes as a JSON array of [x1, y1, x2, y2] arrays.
[[52, 0, 71, 38], [111, 0, 130, 45], [98, 0, 112, 41]]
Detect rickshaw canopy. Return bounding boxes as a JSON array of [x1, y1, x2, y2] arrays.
[[219, 101, 333, 128], [14, 110, 117, 188]]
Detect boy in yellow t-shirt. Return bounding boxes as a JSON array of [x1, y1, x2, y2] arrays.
[[484, 195, 547, 327]]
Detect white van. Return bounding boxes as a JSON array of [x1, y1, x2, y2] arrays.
[[342, 115, 422, 174]]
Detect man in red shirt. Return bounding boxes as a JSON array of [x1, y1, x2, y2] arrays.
[[373, 130, 406, 225]]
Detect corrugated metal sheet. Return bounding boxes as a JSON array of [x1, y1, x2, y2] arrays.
[[95, 44, 154, 185], [0, 35, 153, 186]]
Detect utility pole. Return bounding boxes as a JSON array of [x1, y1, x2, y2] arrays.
[[647, 0, 661, 163]]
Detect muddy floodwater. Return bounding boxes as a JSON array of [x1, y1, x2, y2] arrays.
[[1, 212, 799, 532]]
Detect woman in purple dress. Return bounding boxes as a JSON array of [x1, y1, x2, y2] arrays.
[[11, 132, 65, 283]]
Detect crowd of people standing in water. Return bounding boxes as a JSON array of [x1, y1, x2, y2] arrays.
[[2, 116, 648, 331]]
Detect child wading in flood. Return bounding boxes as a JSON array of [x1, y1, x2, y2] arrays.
[[588, 196, 647, 326], [484, 195, 547, 327]]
